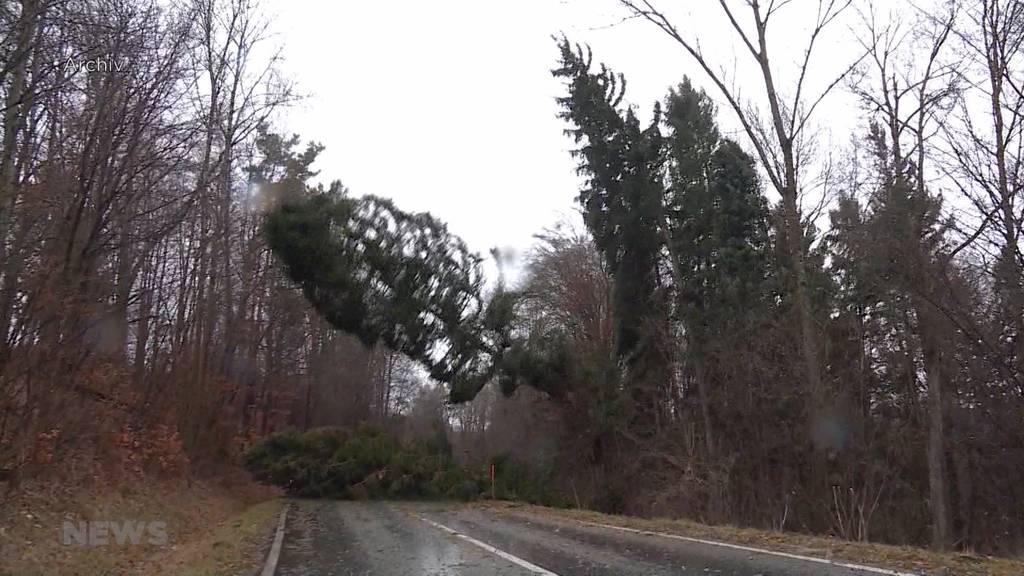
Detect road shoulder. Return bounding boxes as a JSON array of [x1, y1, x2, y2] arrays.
[[470, 501, 1023, 576]]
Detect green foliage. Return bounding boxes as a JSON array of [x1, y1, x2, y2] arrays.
[[246, 126, 325, 198], [243, 425, 487, 499], [667, 93, 772, 336], [243, 426, 569, 504], [494, 333, 571, 398], [553, 40, 672, 434], [265, 189, 505, 402], [488, 453, 570, 508], [552, 40, 778, 440], [263, 181, 594, 405], [553, 40, 666, 363]]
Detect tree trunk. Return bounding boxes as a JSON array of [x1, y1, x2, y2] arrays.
[[917, 299, 952, 550], [781, 183, 825, 410], [659, 214, 715, 455], [693, 351, 715, 458]]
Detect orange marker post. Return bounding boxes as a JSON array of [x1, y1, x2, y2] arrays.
[[489, 464, 495, 500]]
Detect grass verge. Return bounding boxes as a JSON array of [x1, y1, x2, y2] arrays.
[[0, 477, 281, 576], [142, 498, 282, 576], [473, 501, 1024, 576]]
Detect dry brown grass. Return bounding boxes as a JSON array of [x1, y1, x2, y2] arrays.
[[472, 501, 1024, 576], [0, 476, 281, 576], [140, 498, 282, 576]]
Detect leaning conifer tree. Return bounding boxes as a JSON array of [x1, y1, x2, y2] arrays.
[[265, 186, 508, 402], [553, 39, 670, 435]]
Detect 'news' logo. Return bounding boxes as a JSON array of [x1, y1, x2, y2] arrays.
[[60, 520, 168, 547]]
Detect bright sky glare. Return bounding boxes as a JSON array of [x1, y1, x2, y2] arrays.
[[267, 0, 875, 280]]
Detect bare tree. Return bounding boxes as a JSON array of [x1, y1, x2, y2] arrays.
[[942, 0, 1024, 380], [0, 0, 49, 359], [851, 1, 959, 549]]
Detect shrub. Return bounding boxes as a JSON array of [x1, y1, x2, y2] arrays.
[[244, 426, 568, 504], [244, 424, 485, 499], [489, 453, 568, 508]]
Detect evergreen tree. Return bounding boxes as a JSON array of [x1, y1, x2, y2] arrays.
[[554, 41, 777, 446], [826, 122, 956, 547], [666, 90, 771, 341], [553, 40, 670, 434], [265, 188, 505, 402], [663, 82, 773, 459]]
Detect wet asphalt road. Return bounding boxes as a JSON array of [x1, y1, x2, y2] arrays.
[[275, 500, 904, 576]]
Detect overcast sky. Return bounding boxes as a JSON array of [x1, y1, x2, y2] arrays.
[[264, 0, 871, 281]]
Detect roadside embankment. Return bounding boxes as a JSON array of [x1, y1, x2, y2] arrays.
[[0, 475, 281, 576]]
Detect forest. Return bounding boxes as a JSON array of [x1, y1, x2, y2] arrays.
[[1, 0, 1023, 560]]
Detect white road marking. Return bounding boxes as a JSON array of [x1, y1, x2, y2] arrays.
[[573, 519, 920, 576], [416, 514, 561, 576]]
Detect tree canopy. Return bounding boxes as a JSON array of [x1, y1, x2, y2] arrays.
[[265, 188, 503, 402]]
